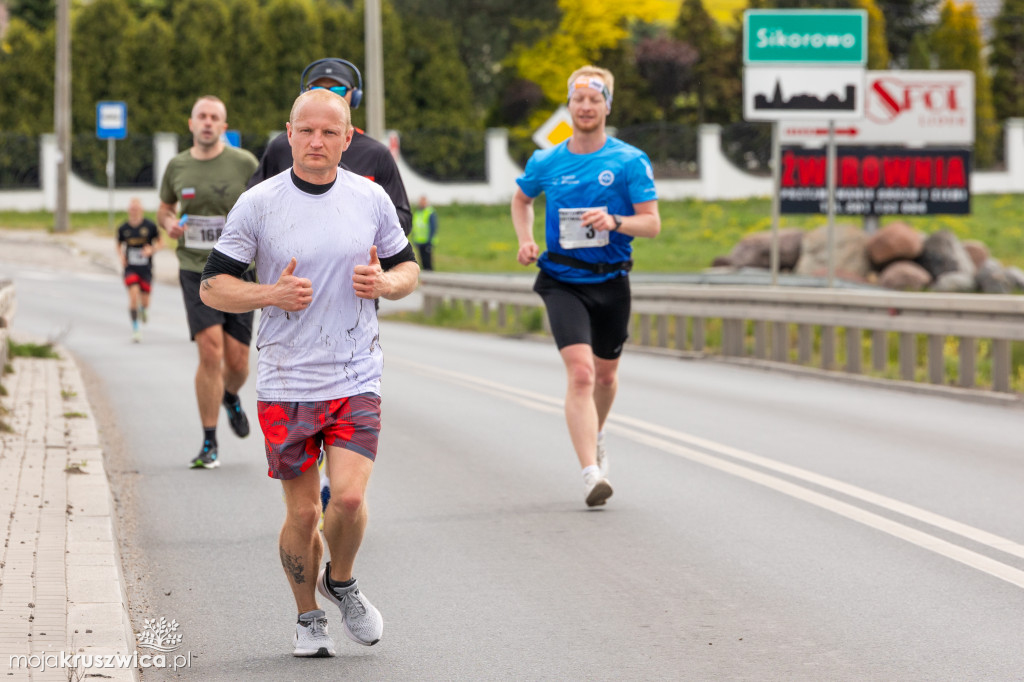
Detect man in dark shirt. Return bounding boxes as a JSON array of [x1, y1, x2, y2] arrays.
[[248, 57, 412, 236], [116, 197, 163, 342]]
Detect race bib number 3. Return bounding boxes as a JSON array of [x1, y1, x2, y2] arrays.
[[558, 207, 609, 250], [183, 215, 226, 250]]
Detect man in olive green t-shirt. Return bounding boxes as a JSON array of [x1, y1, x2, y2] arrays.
[[158, 95, 259, 470]]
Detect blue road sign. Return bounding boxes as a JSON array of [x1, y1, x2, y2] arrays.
[[96, 101, 127, 140]]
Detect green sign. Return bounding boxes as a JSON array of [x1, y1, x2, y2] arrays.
[[744, 10, 866, 65]]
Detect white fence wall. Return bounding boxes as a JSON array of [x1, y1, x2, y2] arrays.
[[2, 120, 1022, 212]]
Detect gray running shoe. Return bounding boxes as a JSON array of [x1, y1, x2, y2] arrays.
[[223, 398, 250, 438], [316, 564, 383, 646], [189, 442, 219, 469], [293, 609, 336, 657], [596, 433, 609, 477], [584, 471, 613, 507]]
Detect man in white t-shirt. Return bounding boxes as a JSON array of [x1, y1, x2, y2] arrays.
[[199, 89, 419, 658]]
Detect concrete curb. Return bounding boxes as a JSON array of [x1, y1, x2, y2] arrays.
[[0, 343, 137, 681]]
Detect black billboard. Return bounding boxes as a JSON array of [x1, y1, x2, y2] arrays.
[[779, 146, 971, 215]]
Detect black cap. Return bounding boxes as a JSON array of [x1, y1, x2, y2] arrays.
[[305, 61, 356, 89]]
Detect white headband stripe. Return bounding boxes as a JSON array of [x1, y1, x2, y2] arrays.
[[568, 77, 612, 109]]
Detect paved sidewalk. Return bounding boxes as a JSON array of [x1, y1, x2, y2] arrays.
[[0, 344, 136, 681]]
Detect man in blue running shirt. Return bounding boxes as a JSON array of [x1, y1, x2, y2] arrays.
[[511, 65, 661, 508]]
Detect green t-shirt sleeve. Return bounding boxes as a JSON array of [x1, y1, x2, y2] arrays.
[[159, 157, 179, 205]]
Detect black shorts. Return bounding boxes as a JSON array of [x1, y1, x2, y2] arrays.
[[179, 269, 254, 345], [533, 270, 631, 360]]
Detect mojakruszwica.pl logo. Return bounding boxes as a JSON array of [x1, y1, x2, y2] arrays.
[[7, 615, 192, 673]]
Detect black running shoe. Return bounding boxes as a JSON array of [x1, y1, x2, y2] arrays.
[[223, 399, 250, 438], [190, 442, 220, 469]]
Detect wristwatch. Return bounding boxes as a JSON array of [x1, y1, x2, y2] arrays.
[[611, 214, 622, 232]]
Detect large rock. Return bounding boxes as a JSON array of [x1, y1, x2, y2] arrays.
[[795, 224, 871, 281], [1005, 266, 1024, 292], [930, 271, 977, 293], [975, 258, 1013, 294], [963, 240, 990, 270], [917, 230, 976, 280], [878, 260, 932, 291], [728, 232, 771, 268], [727, 228, 803, 270], [866, 221, 924, 268]]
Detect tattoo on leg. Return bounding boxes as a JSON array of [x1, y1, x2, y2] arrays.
[[279, 545, 306, 584]]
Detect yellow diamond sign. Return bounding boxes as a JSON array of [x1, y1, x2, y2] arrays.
[[532, 106, 574, 149]]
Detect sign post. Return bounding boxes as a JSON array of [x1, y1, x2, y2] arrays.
[[96, 101, 127, 232], [743, 9, 866, 287]]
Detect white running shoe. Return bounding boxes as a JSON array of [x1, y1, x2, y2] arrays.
[[293, 609, 336, 657], [583, 471, 613, 507], [596, 432, 609, 477], [316, 564, 383, 646]]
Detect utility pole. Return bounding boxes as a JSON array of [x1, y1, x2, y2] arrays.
[[364, 0, 385, 142], [54, 0, 71, 233]]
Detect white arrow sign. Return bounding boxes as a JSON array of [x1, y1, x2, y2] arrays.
[[779, 70, 974, 145]]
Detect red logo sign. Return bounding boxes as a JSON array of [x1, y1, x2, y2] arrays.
[[867, 75, 965, 124]]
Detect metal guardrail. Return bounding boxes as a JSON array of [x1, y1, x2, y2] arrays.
[[0, 279, 16, 371], [418, 272, 1024, 394]]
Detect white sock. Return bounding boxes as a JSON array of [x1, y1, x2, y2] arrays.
[[582, 465, 600, 481]]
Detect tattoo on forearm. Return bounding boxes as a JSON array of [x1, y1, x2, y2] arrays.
[[279, 546, 306, 584], [200, 277, 213, 291]]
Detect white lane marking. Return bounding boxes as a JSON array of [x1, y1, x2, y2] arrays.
[[13, 270, 61, 281], [10, 268, 113, 283], [394, 357, 1024, 589]]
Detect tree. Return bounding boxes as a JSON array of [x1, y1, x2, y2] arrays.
[[932, 0, 998, 166], [493, 79, 545, 126], [398, 15, 482, 178], [989, 0, 1024, 120], [674, 0, 740, 125], [258, 0, 323, 132], [878, 0, 941, 67], [6, 0, 54, 32], [907, 31, 932, 69], [511, 0, 666, 121], [0, 18, 53, 133], [71, 0, 137, 133], [338, 0, 414, 134], [634, 34, 698, 120], [224, 0, 277, 134], [122, 13, 176, 133], [856, 0, 889, 69], [167, 0, 232, 123], [391, 0, 560, 118]]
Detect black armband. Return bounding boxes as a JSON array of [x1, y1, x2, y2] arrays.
[[380, 243, 417, 271], [202, 249, 250, 282]]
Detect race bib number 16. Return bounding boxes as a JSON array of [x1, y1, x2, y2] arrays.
[[558, 207, 609, 250], [183, 215, 226, 250]]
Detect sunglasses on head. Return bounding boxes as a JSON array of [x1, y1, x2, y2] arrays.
[[310, 85, 349, 97]]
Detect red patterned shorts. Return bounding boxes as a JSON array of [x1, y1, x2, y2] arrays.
[[124, 271, 152, 293], [256, 394, 381, 480]]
